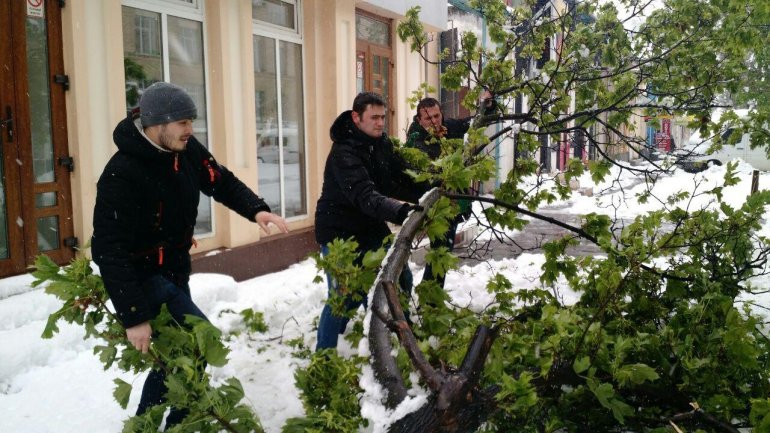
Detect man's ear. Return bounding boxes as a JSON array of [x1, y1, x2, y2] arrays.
[[351, 110, 360, 126]]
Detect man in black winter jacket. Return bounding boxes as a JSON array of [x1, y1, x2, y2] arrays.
[[92, 82, 287, 427], [315, 92, 424, 351]]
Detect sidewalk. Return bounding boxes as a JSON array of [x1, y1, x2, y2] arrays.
[[412, 207, 606, 268]]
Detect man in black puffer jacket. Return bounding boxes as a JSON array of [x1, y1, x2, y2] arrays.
[[92, 82, 288, 427], [315, 92, 425, 351]]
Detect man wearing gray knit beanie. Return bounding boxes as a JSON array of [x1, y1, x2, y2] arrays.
[[92, 81, 289, 429], [137, 82, 200, 152]]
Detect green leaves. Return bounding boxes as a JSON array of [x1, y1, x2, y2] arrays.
[[239, 308, 268, 334], [496, 372, 538, 412], [113, 379, 133, 409], [377, 1, 770, 431], [613, 363, 659, 387], [34, 256, 264, 432], [395, 6, 427, 52], [587, 378, 635, 423], [190, 315, 229, 367], [286, 351, 367, 433]]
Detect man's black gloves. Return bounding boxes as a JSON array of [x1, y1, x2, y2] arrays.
[[397, 203, 424, 224]]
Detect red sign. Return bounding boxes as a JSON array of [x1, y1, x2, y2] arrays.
[[655, 132, 671, 151], [27, 0, 44, 18], [661, 118, 671, 135]]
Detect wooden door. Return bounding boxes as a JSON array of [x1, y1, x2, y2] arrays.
[[0, 0, 75, 276]]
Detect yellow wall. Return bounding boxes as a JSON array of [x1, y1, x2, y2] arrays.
[[60, 0, 439, 260]]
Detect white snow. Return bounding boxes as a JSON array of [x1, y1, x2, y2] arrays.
[[1, 159, 770, 433]]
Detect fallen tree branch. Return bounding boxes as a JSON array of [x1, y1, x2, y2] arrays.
[[369, 187, 442, 407], [669, 405, 741, 433], [369, 188, 503, 432]]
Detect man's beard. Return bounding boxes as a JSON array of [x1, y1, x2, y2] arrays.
[[159, 126, 184, 150]]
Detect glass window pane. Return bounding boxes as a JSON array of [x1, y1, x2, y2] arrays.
[[356, 14, 389, 46], [356, 51, 365, 93], [37, 216, 59, 252], [35, 192, 58, 208], [279, 40, 306, 217], [123, 9, 211, 235], [122, 6, 163, 111], [168, 16, 211, 234], [25, 15, 55, 184], [254, 35, 281, 213], [252, 0, 295, 30], [168, 16, 207, 140], [0, 146, 8, 259]]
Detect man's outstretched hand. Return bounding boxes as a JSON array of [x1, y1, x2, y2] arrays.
[[256, 211, 289, 234]]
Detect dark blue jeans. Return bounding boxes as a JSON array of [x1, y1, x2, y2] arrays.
[[421, 217, 460, 289], [135, 275, 208, 428], [316, 244, 413, 351]]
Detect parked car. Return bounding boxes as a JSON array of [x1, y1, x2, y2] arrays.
[[257, 125, 300, 164], [675, 116, 770, 173]]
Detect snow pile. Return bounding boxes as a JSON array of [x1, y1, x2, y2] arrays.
[[1, 161, 770, 432]]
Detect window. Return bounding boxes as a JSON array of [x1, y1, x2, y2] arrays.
[[253, 1, 307, 219], [355, 11, 393, 133], [356, 13, 389, 46], [135, 13, 160, 56], [122, 0, 213, 235], [252, 0, 297, 31]]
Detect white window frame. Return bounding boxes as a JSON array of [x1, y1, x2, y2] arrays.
[[252, 0, 308, 220], [123, 0, 215, 237], [252, 0, 302, 39]]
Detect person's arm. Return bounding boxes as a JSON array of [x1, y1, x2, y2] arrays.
[[329, 145, 411, 224], [192, 139, 287, 233]]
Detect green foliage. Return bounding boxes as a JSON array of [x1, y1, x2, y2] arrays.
[[312, 237, 384, 319], [283, 351, 368, 433], [369, 1, 770, 431], [406, 82, 437, 110], [34, 255, 263, 433], [240, 308, 269, 334]]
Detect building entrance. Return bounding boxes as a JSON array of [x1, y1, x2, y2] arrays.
[[0, 0, 74, 276]]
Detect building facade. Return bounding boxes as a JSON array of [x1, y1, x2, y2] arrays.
[[0, 0, 445, 280]]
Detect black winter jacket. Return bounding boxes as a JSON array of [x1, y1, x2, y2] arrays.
[[315, 110, 425, 251], [405, 117, 471, 159], [92, 114, 270, 328]]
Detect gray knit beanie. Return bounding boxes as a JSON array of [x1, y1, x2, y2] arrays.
[[139, 82, 198, 127]]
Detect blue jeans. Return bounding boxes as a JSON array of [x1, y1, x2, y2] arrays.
[[316, 244, 412, 351], [135, 275, 208, 428]]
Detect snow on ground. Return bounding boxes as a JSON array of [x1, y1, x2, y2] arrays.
[[1, 159, 770, 433]]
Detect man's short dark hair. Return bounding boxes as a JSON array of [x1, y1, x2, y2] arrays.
[[416, 97, 441, 119], [352, 92, 386, 116]]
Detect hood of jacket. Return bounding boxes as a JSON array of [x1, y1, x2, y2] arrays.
[[329, 110, 385, 146], [113, 114, 176, 162]]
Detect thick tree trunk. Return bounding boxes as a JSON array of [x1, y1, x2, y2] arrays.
[[367, 188, 500, 432], [388, 386, 500, 433], [368, 188, 440, 408]]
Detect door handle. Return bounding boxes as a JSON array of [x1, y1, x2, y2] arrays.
[[0, 106, 12, 142]]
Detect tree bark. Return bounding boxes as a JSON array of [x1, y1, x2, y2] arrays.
[[369, 188, 441, 408], [367, 188, 501, 432]]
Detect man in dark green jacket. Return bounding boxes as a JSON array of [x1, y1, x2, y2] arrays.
[[406, 95, 494, 289]]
